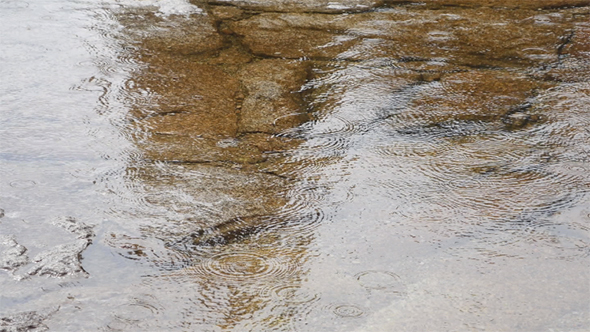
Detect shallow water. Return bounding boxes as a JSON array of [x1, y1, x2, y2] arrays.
[[1, 0, 589, 331]]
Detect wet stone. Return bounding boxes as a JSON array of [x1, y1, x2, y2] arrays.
[[544, 24, 590, 82], [229, 8, 575, 67], [238, 59, 311, 134], [209, 5, 246, 20], [404, 70, 554, 126], [204, 46, 253, 65], [130, 55, 240, 120], [140, 133, 300, 165], [138, 163, 293, 228], [193, 0, 384, 13], [0, 237, 29, 273], [119, 10, 224, 56], [51, 216, 93, 240], [132, 55, 242, 160], [27, 240, 91, 278], [503, 112, 535, 130], [384, 0, 590, 9], [0, 311, 51, 332], [228, 13, 359, 60]]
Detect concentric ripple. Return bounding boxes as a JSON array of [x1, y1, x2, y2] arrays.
[[331, 304, 366, 318], [267, 285, 321, 305], [187, 252, 297, 282], [9, 180, 36, 189], [356, 270, 406, 293]]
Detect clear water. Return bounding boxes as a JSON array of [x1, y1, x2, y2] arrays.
[[1, 0, 589, 331]]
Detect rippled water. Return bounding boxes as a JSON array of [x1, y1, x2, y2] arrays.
[[1, 0, 589, 331]]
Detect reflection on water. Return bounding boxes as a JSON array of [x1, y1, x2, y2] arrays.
[[1, 0, 589, 330]]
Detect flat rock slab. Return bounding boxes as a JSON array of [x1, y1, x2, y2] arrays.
[[131, 56, 240, 137], [117, 3, 590, 245], [0, 310, 52, 332], [544, 18, 590, 82], [118, 10, 224, 55], [406, 70, 554, 125], [140, 133, 301, 165], [194, 0, 384, 13], [0, 237, 29, 273], [229, 8, 577, 67], [0, 217, 93, 278], [238, 59, 311, 134], [27, 240, 90, 278], [384, 0, 590, 9], [138, 163, 294, 228]]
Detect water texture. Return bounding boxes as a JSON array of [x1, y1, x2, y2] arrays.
[[1, 0, 589, 331]]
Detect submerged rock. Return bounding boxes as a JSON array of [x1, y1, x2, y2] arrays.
[[405, 70, 553, 125], [0, 217, 94, 278], [138, 163, 293, 227], [543, 18, 590, 82], [119, 10, 224, 56], [0, 310, 51, 332], [51, 216, 93, 240], [24, 218, 93, 278], [0, 237, 29, 273], [229, 8, 575, 67], [384, 0, 590, 9], [193, 0, 384, 13], [27, 240, 90, 278], [238, 59, 311, 134], [117, 1, 589, 246]]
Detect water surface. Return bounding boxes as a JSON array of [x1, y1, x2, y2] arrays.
[[1, 0, 589, 331]]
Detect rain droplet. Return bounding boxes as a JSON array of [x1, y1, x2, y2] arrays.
[[356, 270, 405, 293], [332, 304, 365, 318], [273, 285, 320, 305], [9, 180, 36, 189], [188, 252, 296, 282]]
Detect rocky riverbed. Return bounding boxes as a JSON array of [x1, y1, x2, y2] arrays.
[[1, 0, 589, 330], [117, 0, 590, 241]]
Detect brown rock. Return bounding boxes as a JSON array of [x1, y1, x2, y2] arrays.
[[230, 8, 575, 67], [544, 23, 590, 82], [405, 70, 554, 125], [130, 55, 240, 136], [138, 163, 293, 227], [209, 5, 245, 20], [193, 0, 384, 13], [139, 133, 300, 165], [142, 111, 238, 137], [119, 10, 225, 55], [238, 59, 311, 134], [384, 0, 590, 9]]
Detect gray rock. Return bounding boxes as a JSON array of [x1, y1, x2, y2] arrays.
[[51, 216, 93, 240], [384, 0, 590, 9], [0, 238, 29, 272], [0, 310, 53, 332], [27, 240, 90, 278]]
